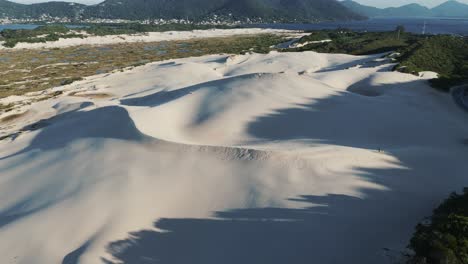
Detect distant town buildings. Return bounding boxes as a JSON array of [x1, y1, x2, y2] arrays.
[[0, 14, 269, 26]]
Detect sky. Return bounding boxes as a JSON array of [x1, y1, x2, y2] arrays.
[[8, 0, 468, 8]]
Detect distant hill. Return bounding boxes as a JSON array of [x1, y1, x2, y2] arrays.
[[341, 0, 468, 18], [380, 4, 433, 17], [207, 0, 365, 22], [339, 0, 382, 17], [83, 0, 225, 20], [84, 0, 367, 22], [431, 0, 468, 17], [0, 0, 365, 22], [0, 0, 86, 19]]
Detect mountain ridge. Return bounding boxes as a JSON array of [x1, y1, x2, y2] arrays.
[[342, 0, 468, 18], [0, 0, 86, 19], [0, 0, 365, 22]]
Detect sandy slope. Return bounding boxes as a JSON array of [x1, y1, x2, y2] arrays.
[[0, 51, 467, 264]]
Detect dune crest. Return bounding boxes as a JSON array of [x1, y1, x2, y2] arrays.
[[0, 51, 467, 264]]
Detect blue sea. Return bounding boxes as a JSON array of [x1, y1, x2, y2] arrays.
[[1, 17, 468, 35], [0, 24, 38, 31], [0, 24, 86, 32], [254, 17, 468, 36]]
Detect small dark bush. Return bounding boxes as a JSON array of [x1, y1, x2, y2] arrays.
[[409, 189, 468, 264], [61, 77, 83, 86]]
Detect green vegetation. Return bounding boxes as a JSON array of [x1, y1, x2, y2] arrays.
[[60, 77, 84, 86], [84, 23, 235, 36], [0, 23, 237, 47], [397, 35, 468, 91], [0, 33, 286, 99], [0, 25, 84, 48], [294, 28, 417, 55], [291, 28, 468, 91], [2, 23, 467, 97], [409, 189, 468, 264]]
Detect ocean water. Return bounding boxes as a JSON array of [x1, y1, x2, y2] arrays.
[[1, 17, 468, 35], [0, 24, 86, 32], [0, 24, 38, 31], [253, 17, 468, 36]]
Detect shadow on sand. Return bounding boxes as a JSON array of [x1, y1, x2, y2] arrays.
[[103, 191, 419, 264], [0, 68, 466, 263], [103, 79, 468, 264], [0, 105, 150, 232], [120, 73, 258, 108], [0, 105, 149, 161]]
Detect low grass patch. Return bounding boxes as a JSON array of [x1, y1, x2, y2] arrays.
[[0, 33, 287, 99], [85, 23, 236, 36]]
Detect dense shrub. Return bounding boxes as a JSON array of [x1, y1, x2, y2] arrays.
[[409, 189, 468, 264], [292, 30, 416, 55], [84, 23, 235, 36], [292, 30, 468, 91], [60, 77, 83, 86], [398, 36, 468, 91], [0, 24, 84, 47]]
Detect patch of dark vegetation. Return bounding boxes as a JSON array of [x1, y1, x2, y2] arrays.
[[84, 23, 236, 36], [397, 36, 468, 91], [291, 27, 468, 92], [0, 25, 85, 48], [60, 77, 83, 86], [408, 188, 468, 264], [293, 27, 413, 55]]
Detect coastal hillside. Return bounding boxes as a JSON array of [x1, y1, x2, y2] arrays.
[[91, 0, 365, 21], [209, 0, 365, 22], [0, 0, 86, 19], [342, 0, 468, 18], [83, 0, 226, 20], [431, 0, 468, 17], [0, 0, 364, 22]]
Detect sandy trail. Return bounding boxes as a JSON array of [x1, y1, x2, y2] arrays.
[[0, 51, 467, 264]]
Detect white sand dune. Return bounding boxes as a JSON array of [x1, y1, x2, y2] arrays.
[[0, 51, 467, 264], [0, 28, 295, 50]]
